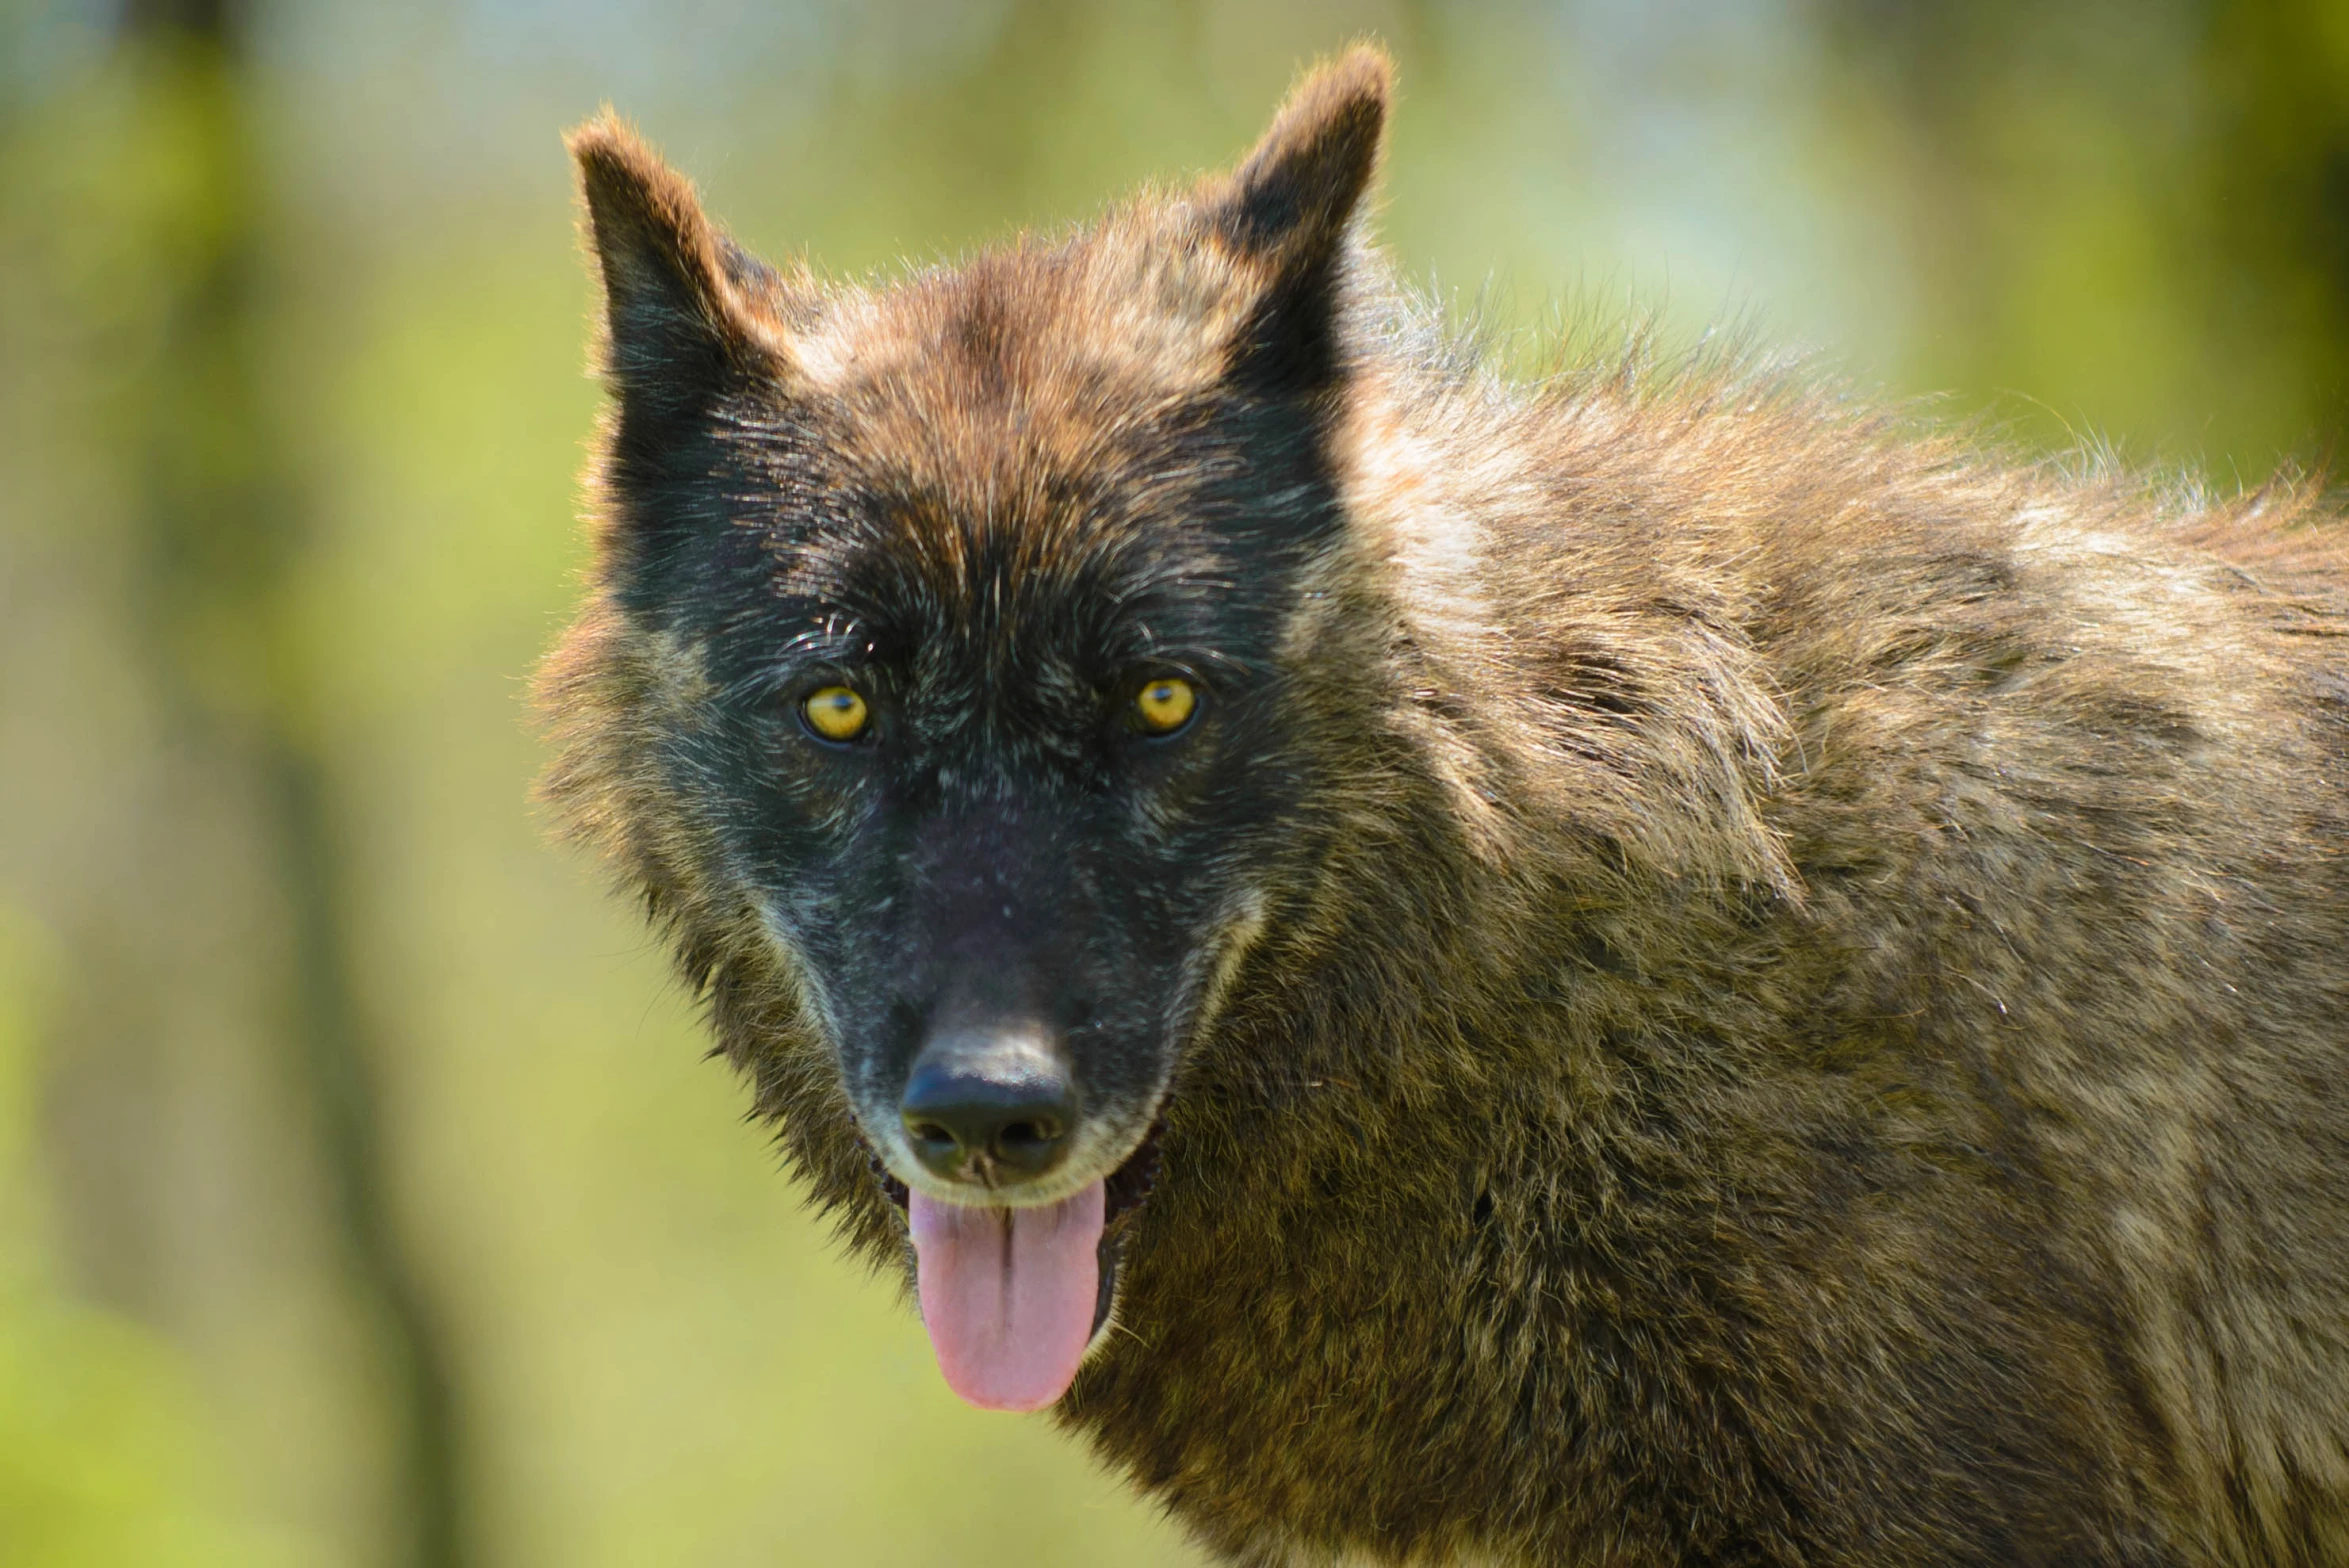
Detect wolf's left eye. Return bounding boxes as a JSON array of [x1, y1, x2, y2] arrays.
[[1132, 676, 1198, 736], [801, 684, 870, 743]]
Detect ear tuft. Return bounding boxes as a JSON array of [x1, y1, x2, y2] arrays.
[[1222, 45, 1392, 263], [1206, 46, 1393, 393], [567, 111, 759, 413]]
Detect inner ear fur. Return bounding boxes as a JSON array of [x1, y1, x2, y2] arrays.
[[1202, 45, 1393, 392], [567, 113, 777, 415]]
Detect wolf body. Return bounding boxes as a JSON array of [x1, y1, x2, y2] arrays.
[[540, 50, 2349, 1568]]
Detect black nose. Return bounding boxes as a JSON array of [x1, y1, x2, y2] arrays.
[[900, 1031, 1078, 1184]]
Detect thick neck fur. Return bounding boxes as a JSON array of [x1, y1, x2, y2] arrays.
[[1067, 312, 2344, 1565]]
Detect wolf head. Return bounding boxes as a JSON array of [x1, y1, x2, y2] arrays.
[[542, 53, 1398, 1409]]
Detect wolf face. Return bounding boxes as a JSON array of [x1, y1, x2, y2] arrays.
[[549, 56, 1393, 1410]]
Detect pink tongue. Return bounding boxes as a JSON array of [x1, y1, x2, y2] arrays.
[[908, 1181, 1105, 1412]]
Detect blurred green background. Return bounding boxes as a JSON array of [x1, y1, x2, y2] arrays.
[[1, 1, 2344, 1564]]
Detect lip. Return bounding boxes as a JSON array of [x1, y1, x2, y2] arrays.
[[1087, 1119, 1162, 1339], [868, 1117, 1167, 1340]]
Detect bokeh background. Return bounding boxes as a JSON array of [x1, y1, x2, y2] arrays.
[[2, 1, 2345, 1564]]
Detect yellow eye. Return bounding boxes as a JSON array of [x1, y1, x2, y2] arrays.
[[1132, 676, 1197, 735], [801, 684, 869, 742]]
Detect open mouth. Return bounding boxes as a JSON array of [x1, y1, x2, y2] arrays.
[[1092, 1119, 1162, 1331], [867, 1118, 1164, 1410]]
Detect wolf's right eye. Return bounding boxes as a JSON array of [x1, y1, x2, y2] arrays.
[[801, 685, 870, 743]]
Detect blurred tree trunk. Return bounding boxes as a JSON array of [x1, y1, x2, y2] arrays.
[[6, 2, 474, 1564]]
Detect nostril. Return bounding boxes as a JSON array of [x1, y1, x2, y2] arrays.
[[988, 1117, 1069, 1178]]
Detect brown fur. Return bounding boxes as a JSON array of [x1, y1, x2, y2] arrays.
[[539, 48, 2349, 1567]]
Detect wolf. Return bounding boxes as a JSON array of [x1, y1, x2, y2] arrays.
[[538, 46, 2349, 1568]]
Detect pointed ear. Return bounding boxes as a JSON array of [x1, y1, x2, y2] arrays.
[[1203, 46, 1392, 393], [567, 113, 770, 420]]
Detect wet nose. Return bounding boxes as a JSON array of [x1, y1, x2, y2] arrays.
[[900, 1031, 1078, 1183]]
